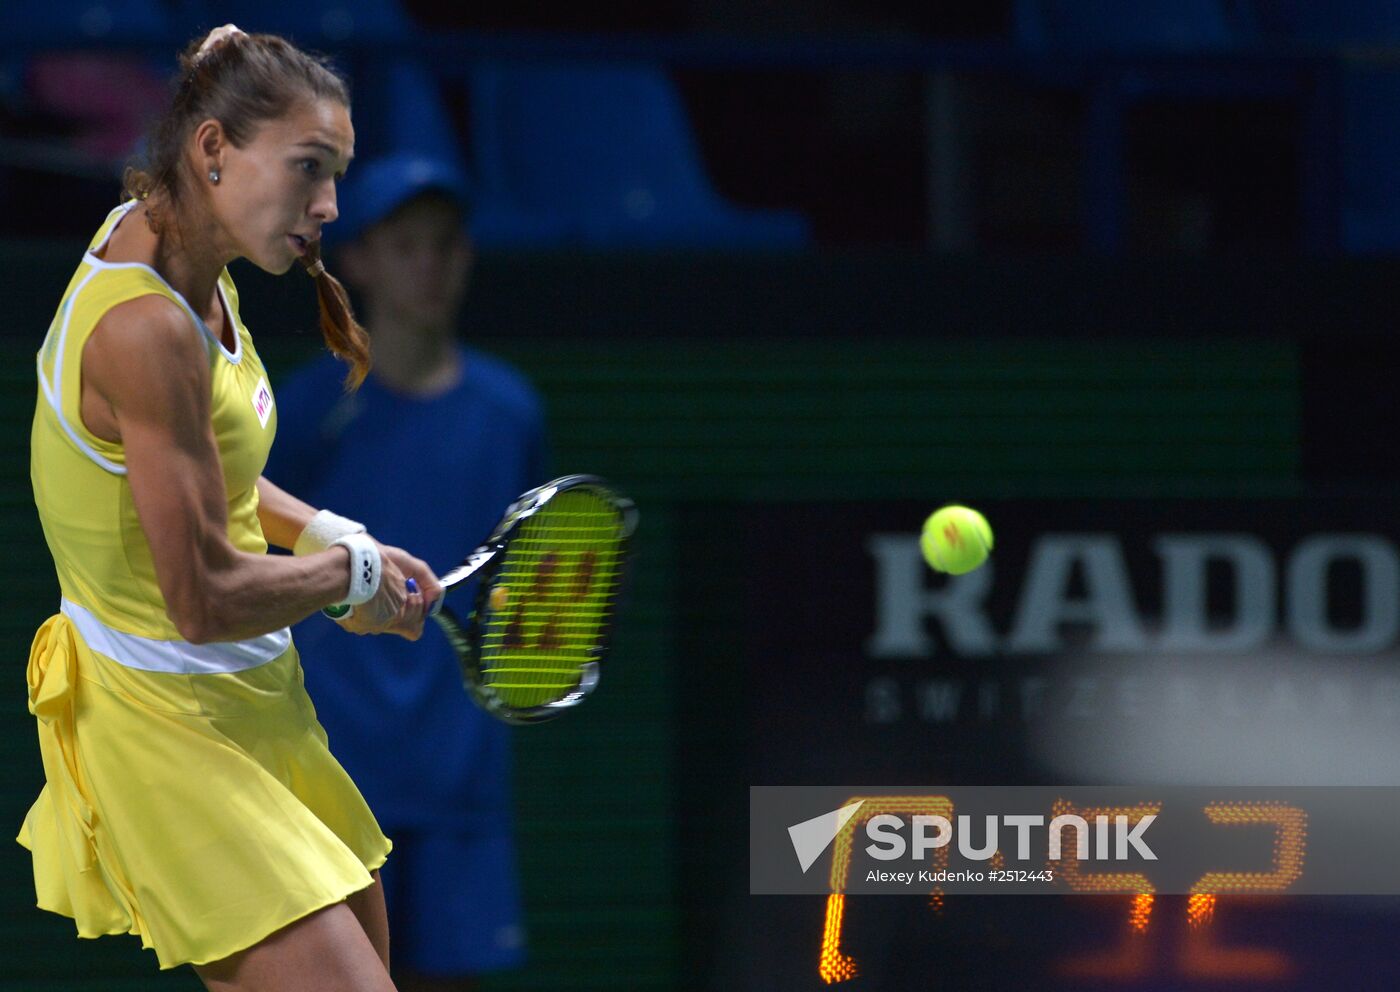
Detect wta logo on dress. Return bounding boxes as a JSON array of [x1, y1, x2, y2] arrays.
[[251, 378, 274, 429]]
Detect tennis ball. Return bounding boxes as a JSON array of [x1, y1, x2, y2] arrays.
[[488, 584, 510, 612], [920, 505, 993, 575]]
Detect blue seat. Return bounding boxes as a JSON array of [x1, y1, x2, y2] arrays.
[[1012, 1, 1330, 252], [1014, 0, 1245, 52], [349, 59, 465, 168], [0, 0, 168, 46], [1334, 71, 1400, 253], [0, 0, 170, 165], [1258, 1, 1400, 253], [467, 61, 809, 249], [178, 0, 410, 45], [1253, 1, 1400, 45]]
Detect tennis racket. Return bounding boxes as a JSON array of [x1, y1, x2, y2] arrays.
[[426, 475, 636, 725]]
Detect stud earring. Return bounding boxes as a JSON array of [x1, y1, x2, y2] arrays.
[[209, 169, 220, 184]]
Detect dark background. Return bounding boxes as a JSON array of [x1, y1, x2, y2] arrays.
[[4, 1, 1400, 989]]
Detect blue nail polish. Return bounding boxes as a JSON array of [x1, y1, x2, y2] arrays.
[[406, 578, 419, 593]]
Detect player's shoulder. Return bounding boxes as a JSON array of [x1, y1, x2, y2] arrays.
[[91, 293, 203, 357], [86, 295, 213, 406], [462, 347, 544, 416]]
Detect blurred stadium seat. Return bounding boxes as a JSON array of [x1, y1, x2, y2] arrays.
[[348, 59, 464, 169], [0, 0, 169, 185], [1257, 1, 1400, 253], [0, 0, 169, 46], [467, 62, 810, 249], [181, 0, 412, 45], [1254, 0, 1400, 44], [1329, 70, 1400, 254], [1011, 0, 1310, 251], [1013, 0, 1252, 52]]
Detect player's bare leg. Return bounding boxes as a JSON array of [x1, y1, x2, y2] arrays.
[[194, 900, 396, 992], [347, 869, 392, 970]]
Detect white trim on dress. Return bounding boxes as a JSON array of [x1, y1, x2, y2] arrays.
[[83, 201, 244, 365], [38, 202, 247, 476], [38, 265, 127, 476], [61, 598, 292, 675]]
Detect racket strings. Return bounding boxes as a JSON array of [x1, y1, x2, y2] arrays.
[[478, 491, 626, 707]]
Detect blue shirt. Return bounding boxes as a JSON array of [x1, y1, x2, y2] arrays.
[[265, 345, 548, 827]]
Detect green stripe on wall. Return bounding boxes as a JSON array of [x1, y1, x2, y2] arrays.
[[480, 338, 1300, 504]]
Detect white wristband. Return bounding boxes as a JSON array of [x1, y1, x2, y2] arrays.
[[329, 533, 381, 607], [294, 509, 366, 557]]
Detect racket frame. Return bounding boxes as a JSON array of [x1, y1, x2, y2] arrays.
[[431, 474, 637, 725]]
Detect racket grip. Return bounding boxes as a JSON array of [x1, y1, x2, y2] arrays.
[[406, 577, 445, 617]]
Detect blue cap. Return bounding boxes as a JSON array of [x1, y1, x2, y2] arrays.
[[329, 152, 471, 246]]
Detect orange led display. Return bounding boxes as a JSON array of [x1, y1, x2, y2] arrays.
[[1192, 802, 1307, 896], [817, 796, 955, 984], [1178, 802, 1305, 981], [815, 797, 1308, 984], [818, 894, 858, 984], [1049, 800, 1161, 981], [1129, 892, 1154, 932], [1186, 892, 1215, 929], [1047, 798, 1161, 907]]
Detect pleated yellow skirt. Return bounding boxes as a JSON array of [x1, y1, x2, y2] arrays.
[[16, 614, 392, 969]]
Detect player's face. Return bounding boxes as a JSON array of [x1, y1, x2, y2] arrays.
[[212, 98, 354, 274], [355, 195, 473, 329]]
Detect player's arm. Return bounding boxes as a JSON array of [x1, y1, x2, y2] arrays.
[[254, 474, 318, 551], [84, 297, 409, 643], [255, 476, 443, 602], [254, 472, 439, 638]]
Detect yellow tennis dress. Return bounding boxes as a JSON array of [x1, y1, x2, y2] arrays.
[[18, 202, 391, 969]]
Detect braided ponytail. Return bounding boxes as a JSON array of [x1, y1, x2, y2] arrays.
[[301, 240, 371, 390]]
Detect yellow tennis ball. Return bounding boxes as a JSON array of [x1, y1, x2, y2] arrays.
[[920, 505, 993, 575], [489, 584, 510, 612]]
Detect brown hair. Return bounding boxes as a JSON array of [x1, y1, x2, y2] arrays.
[[124, 30, 370, 389]]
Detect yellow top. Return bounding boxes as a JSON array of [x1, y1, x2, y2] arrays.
[[20, 205, 390, 971], [32, 202, 279, 641]]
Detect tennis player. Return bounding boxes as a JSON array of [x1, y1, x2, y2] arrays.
[[267, 152, 545, 990], [19, 25, 442, 992]]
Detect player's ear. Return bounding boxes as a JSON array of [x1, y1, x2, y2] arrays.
[[191, 118, 228, 179]]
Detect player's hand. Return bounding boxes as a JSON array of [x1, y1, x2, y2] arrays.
[[336, 543, 441, 640], [382, 545, 444, 618], [333, 542, 409, 636]]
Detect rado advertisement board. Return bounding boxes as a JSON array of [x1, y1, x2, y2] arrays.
[[676, 498, 1400, 991]]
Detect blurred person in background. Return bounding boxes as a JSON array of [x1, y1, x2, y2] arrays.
[[265, 152, 546, 992]]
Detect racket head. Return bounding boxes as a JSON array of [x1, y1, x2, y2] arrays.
[[435, 475, 636, 724]]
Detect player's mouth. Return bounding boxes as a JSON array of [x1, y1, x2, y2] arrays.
[[287, 233, 315, 256]]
